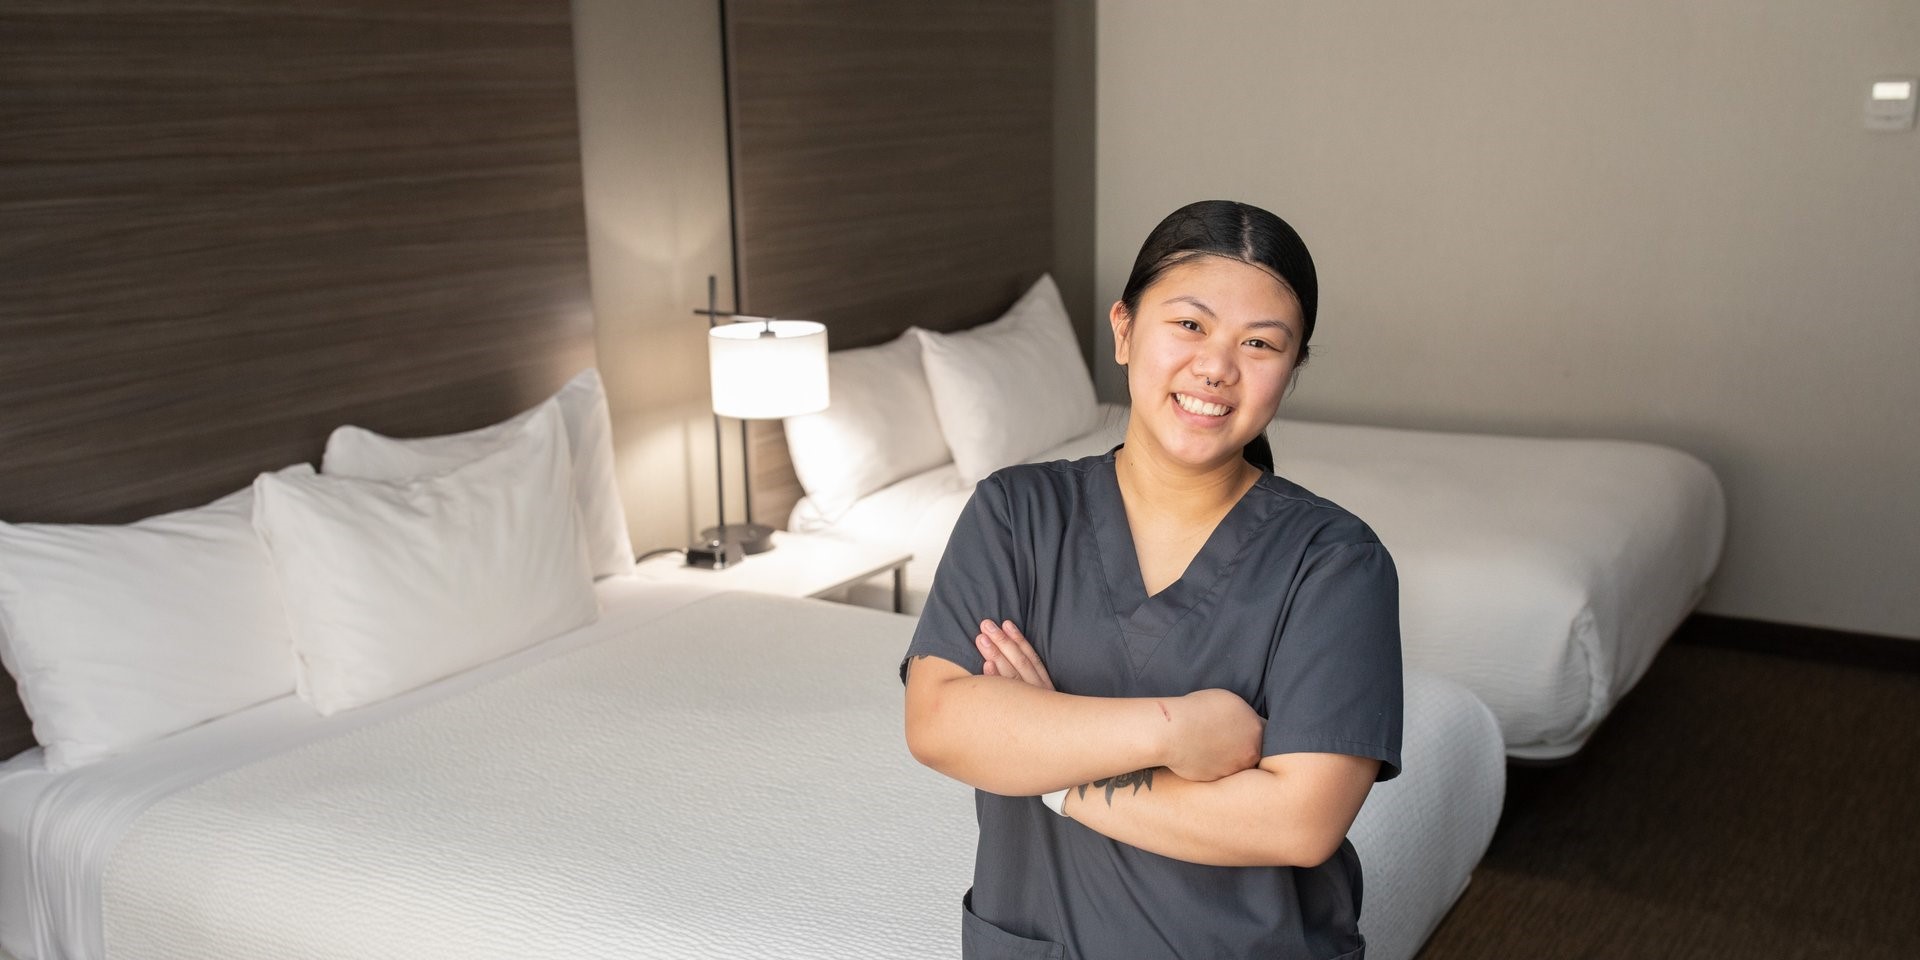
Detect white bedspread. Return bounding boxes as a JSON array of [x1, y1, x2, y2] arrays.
[[793, 407, 1726, 759], [28, 588, 1501, 960], [1349, 668, 1503, 960]]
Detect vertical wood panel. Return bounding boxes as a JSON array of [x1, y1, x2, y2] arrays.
[[725, 0, 1059, 528], [0, 0, 594, 758]]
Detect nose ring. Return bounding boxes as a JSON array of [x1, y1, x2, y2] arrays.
[[1204, 378, 1221, 388]]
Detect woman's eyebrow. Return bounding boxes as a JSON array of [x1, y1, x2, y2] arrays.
[[1162, 294, 1215, 317], [1246, 319, 1296, 343]]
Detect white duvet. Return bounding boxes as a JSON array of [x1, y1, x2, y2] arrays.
[[793, 408, 1726, 759], [9, 583, 1503, 960]]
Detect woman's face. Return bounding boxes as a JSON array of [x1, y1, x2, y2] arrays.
[[1110, 255, 1304, 470]]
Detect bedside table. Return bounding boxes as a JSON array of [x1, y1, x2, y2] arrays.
[[634, 531, 914, 613]]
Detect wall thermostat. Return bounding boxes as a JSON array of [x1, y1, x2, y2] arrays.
[[1865, 77, 1916, 131]]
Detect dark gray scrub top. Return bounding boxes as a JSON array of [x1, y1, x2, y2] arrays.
[[902, 449, 1403, 960]]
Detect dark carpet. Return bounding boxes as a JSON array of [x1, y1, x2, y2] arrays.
[[1415, 621, 1920, 959]]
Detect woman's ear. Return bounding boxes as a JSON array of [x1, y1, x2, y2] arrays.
[[1108, 301, 1132, 365]]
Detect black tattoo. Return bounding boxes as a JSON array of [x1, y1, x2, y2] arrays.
[[1076, 768, 1157, 806]]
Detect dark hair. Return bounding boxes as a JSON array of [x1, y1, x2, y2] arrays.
[[1117, 200, 1318, 473]]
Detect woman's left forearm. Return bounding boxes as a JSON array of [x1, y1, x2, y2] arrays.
[[1059, 754, 1378, 868]]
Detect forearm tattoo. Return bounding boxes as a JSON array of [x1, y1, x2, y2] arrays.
[[1077, 768, 1156, 806]]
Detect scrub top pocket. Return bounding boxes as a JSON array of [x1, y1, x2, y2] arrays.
[[961, 889, 1064, 960]]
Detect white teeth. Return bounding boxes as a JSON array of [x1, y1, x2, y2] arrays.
[[1174, 393, 1230, 417]]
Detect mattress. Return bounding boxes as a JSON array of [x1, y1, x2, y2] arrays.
[[792, 406, 1726, 759], [3, 578, 1499, 960]]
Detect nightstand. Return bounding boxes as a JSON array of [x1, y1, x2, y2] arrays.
[[634, 531, 913, 613]]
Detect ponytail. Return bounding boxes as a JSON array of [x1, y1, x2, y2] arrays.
[[1242, 433, 1275, 473]]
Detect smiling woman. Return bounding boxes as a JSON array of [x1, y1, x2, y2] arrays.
[[901, 201, 1405, 960], [1114, 201, 1318, 475]]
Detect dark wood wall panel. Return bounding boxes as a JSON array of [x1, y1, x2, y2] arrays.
[[725, 0, 1059, 527], [0, 0, 594, 757]]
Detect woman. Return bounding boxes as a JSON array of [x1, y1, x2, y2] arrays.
[[902, 200, 1403, 960]]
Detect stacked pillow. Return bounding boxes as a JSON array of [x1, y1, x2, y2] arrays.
[[913, 275, 1100, 483], [0, 465, 313, 771], [323, 368, 633, 580], [781, 332, 952, 522], [263, 399, 599, 715], [0, 367, 627, 765], [782, 273, 1101, 509]]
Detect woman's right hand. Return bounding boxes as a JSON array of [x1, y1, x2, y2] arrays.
[[1162, 689, 1265, 782]]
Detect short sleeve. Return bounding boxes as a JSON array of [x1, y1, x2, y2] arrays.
[[899, 475, 1025, 684], [1261, 540, 1404, 781]]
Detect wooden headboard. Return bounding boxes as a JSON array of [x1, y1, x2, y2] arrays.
[[0, 1, 594, 758], [722, 0, 1067, 529]]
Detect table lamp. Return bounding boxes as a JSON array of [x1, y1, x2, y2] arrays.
[[688, 276, 828, 569]]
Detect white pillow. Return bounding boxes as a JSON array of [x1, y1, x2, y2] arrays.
[[913, 274, 1099, 483], [0, 465, 310, 771], [257, 400, 599, 716], [321, 367, 634, 579], [781, 331, 951, 521]]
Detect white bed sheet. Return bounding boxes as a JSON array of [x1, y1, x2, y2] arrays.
[[2, 572, 1500, 960], [0, 576, 717, 960], [793, 406, 1726, 759]]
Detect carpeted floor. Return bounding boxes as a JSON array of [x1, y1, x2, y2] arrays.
[[1416, 624, 1920, 959]]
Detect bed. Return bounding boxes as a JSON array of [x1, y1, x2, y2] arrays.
[[0, 574, 1504, 960], [791, 399, 1725, 761]]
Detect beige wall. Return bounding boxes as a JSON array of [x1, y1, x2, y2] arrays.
[[573, 0, 738, 553], [1095, 0, 1919, 639]]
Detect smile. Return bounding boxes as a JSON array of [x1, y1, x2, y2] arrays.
[[1173, 393, 1232, 417]]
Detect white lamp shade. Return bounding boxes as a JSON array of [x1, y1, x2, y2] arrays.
[[709, 319, 830, 419]]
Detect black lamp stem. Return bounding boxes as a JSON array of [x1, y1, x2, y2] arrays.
[[707, 275, 727, 535], [740, 411, 755, 523]]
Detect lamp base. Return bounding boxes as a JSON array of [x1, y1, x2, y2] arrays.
[[685, 537, 745, 570], [697, 522, 776, 556]]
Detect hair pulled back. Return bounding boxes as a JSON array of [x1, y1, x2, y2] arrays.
[[1117, 200, 1319, 473]]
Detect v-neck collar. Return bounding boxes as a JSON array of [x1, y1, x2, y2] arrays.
[[1085, 446, 1276, 678]]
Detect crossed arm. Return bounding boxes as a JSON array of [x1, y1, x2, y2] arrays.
[[903, 621, 1379, 868]]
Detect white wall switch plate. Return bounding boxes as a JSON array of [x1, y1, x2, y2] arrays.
[[1865, 78, 1916, 131]]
